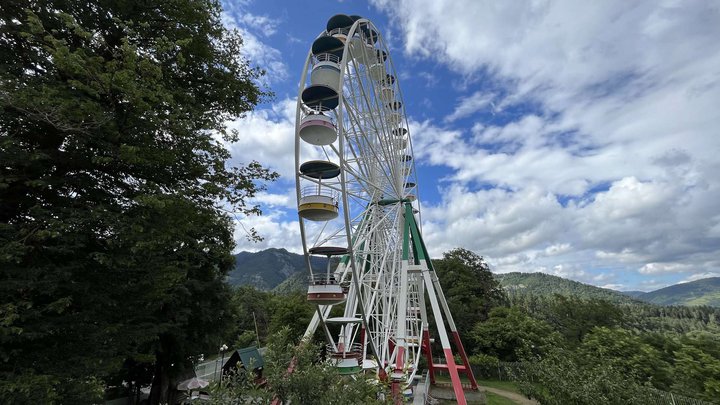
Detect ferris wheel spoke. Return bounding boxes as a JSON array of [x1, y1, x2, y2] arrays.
[[294, 15, 474, 400]]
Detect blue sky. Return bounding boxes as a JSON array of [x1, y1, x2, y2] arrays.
[[220, 0, 720, 292]]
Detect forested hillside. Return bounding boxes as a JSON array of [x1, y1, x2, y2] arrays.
[[231, 250, 720, 308], [640, 277, 720, 307], [228, 250, 720, 404], [227, 248, 325, 290], [496, 272, 640, 304]]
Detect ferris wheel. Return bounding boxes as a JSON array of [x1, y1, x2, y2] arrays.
[[294, 14, 476, 403]]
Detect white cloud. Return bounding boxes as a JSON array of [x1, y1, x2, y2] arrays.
[[543, 243, 571, 257], [371, 0, 720, 286], [237, 13, 280, 37], [225, 97, 323, 180], [233, 212, 302, 253], [639, 262, 693, 275], [445, 91, 495, 122], [221, 6, 288, 82], [682, 272, 720, 283]]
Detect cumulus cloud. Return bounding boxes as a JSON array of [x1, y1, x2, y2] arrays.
[[233, 213, 302, 253], [221, 3, 288, 81], [445, 91, 495, 122], [225, 98, 324, 180], [370, 0, 720, 287]]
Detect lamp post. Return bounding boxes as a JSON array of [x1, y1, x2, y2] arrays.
[[219, 344, 228, 386]]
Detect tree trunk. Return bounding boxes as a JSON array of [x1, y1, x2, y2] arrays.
[[149, 354, 172, 405]]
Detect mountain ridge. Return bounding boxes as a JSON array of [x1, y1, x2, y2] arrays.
[[638, 277, 720, 306], [227, 248, 325, 290], [228, 249, 719, 307], [495, 272, 641, 305]]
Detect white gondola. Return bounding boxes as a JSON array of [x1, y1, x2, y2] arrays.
[[310, 53, 341, 91], [298, 112, 337, 146]]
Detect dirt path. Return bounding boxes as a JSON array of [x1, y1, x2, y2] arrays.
[[479, 385, 539, 405]]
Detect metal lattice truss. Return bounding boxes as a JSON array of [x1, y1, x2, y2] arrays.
[[294, 16, 476, 404]]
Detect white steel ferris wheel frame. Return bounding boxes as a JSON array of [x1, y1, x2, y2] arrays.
[[294, 17, 475, 403]]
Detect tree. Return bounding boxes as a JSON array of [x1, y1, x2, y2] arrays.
[[267, 293, 316, 343], [470, 307, 561, 362], [432, 248, 507, 337], [0, 1, 275, 403], [579, 327, 672, 390], [517, 348, 649, 405], [207, 328, 391, 404], [672, 344, 720, 402], [542, 295, 624, 345], [230, 286, 273, 348]]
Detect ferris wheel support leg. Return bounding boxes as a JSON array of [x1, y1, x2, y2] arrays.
[[430, 273, 478, 390], [389, 259, 409, 405], [405, 203, 466, 403], [421, 270, 467, 405], [421, 328, 436, 385], [304, 305, 336, 350], [418, 286, 436, 384]]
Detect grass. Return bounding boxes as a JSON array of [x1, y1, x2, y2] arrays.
[[476, 379, 522, 395], [486, 391, 520, 405], [431, 376, 527, 404], [435, 391, 518, 405]]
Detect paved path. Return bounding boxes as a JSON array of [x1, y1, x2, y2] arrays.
[[479, 385, 538, 405]]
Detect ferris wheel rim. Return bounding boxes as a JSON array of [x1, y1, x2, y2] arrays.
[[294, 15, 423, 385]]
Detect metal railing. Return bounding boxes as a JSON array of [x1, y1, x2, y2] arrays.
[[314, 52, 341, 64], [310, 273, 338, 285], [327, 27, 349, 37], [300, 185, 339, 201], [300, 105, 337, 124]]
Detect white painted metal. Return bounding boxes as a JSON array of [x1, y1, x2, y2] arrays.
[[295, 17, 422, 386]]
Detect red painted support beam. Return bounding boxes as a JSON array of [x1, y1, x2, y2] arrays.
[[452, 330, 478, 390], [421, 329, 436, 384], [443, 348, 466, 405]]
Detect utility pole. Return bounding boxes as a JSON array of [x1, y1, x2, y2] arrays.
[[253, 311, 261, 346]]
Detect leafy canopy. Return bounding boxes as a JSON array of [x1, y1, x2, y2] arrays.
[[1, 0, 276, 403]]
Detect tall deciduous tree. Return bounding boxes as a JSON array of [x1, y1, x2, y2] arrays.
[[432, 248, 506, 337], [0, 1, 276, 403], [470, 307, 561, 362]]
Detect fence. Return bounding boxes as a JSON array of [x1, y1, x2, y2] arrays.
[[643, 388, 714, 405], [194, 357, 224, 381]]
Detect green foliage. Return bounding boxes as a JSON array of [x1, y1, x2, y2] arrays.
[[432, 248, 507, 336], [517, 348, 650, 405], [210, 329, 390, 404], [622, 304, 720, 334], [1, 0, 276, 403], [470, 307, 561, 362], [267, 293, 316, 341], [230, 286, 274, 347], [579, 327, 672, 389], [672, 344, 720, 402], [468, 292, 720, 402], [538, 295, 624, 345], [229, 286, 315, 349]]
